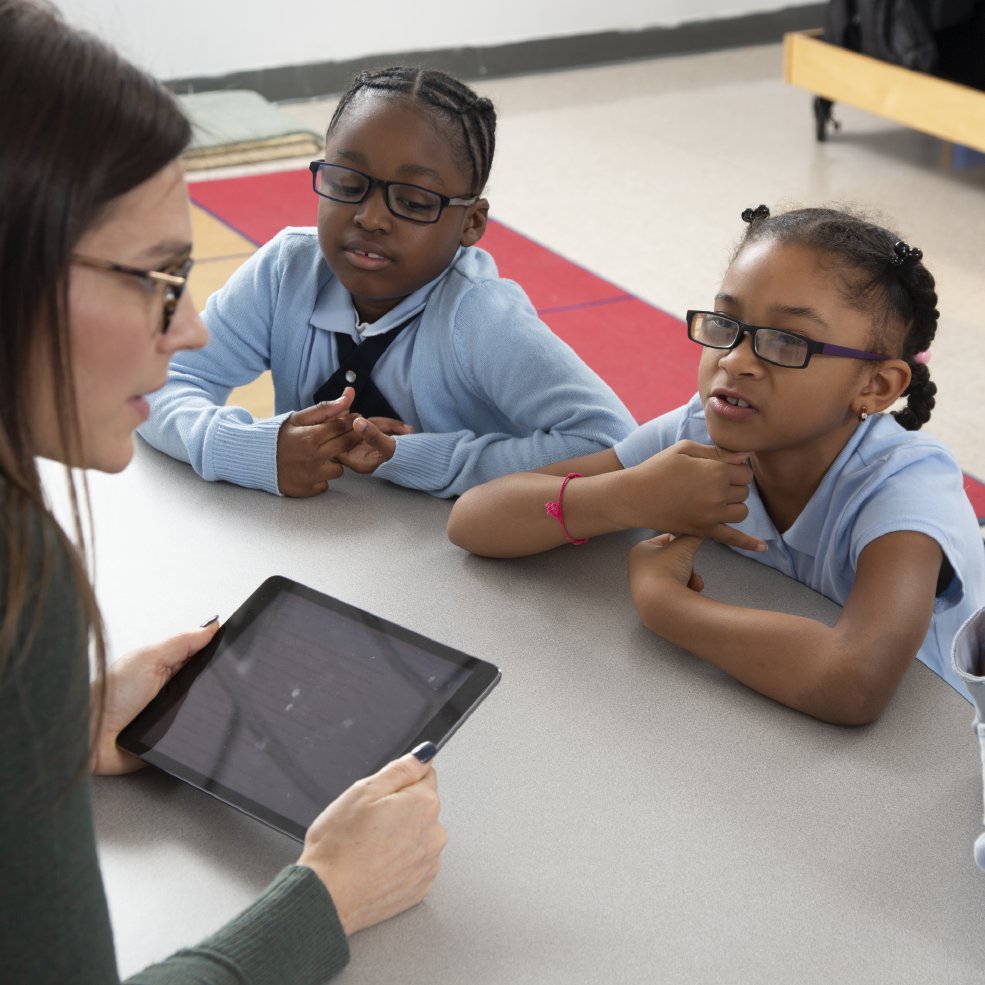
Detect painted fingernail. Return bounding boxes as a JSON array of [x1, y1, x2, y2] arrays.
[[200, 615, 219, 627], [412, 741, 437, 763]]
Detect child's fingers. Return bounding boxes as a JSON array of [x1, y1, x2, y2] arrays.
[[675, 440, 751, 465], [633, 533, 705, 591], [367, 416, 414, 436], [316, 424, 365, 456], [726, 480, 752, 504], [277, 444, 347, 497], [667, 533, 702, 554], [671, 441, 755, 489], [709, 523, 767, 553], [725, 463, 755, 490], [715, 446, 752, 465], [352, 417, 396, 452], [289, 388, 356, 426]]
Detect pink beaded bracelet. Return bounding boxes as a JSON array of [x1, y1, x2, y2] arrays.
[[545, 472, 588, 546]]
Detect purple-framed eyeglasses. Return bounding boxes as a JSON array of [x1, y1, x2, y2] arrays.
[[686, 310, 889, 369]]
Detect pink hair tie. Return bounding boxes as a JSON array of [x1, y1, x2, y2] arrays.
[[545, 472, 588, 546], [913, 349, 932, 365]]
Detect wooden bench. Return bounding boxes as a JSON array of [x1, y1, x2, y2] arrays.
[[783, 28, 985, 154]]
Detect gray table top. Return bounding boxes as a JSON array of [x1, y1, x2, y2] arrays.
[[68, 442, 983, 984]]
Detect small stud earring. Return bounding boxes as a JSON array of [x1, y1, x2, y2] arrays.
[[859, 407, 869, 422]]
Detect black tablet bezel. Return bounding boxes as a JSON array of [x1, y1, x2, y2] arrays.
[[118, 575, 500, 841]]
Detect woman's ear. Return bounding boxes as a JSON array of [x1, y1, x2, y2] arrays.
[[460, 198, 489, 247], [858, 358, 912, 414]]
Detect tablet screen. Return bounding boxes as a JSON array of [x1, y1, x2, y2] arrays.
[[118, 577, 500, 840]]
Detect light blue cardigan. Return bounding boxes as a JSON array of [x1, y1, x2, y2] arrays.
[[140, 228, 635, 497]]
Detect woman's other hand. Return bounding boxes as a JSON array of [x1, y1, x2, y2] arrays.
[[299, 747, 447, 936], [91, 620, 220, 775]]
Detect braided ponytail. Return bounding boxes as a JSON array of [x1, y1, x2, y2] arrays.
[[890, 253, 939, 431]]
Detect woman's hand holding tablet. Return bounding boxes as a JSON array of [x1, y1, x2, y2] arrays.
[[299, 749, 446, 935], [117, 576, 500, 839], [92, 620, 221, 775]]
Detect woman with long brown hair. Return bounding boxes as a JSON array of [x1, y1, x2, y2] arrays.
[[0, 3, 445, 981]]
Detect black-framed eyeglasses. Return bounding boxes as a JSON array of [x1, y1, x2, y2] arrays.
[[309, 160, 478, 225], [72, 254, 194, 335], [686, 310, 889, 369]]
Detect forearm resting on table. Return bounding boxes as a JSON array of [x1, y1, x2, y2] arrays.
[[630, 580, 904, 727], [448, 442, 764, 557], [448, 465, 627, 557]]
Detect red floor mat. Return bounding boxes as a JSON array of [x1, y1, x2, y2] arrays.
[[191, 169, 313, 244], [189, 169, 985, 523]]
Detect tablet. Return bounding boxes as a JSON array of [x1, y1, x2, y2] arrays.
[[118, 576, 500, 841]]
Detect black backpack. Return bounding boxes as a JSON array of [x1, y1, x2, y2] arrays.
[[823, 0, 938, 71]]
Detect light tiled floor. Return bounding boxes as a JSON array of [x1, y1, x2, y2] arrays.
[[188, 41, 985, 480]]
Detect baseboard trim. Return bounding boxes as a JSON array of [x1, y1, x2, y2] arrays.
[[166, 4, 825, 102]]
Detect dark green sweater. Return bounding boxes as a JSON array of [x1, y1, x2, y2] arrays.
[[0, 495, 349, 983]]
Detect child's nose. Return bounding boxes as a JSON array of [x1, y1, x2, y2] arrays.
[[719, 333, 760, 375], [354, 185, 392, 231]]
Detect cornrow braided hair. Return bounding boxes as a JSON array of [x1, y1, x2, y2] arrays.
[[327, 66, 497, 193], [736, 205, 938, 430]]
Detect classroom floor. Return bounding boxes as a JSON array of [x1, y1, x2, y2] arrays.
[[186, 40, 985, 484]]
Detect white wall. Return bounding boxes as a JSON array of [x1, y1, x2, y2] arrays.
[[54, 1, 799, 81]]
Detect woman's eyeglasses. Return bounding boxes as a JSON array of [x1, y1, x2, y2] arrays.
[[72, 254, 194, 335], [309, 160, 478, 225], [686, 310, 889, 369]]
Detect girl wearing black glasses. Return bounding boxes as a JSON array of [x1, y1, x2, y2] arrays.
[[449, 204, 984, 727], [139, 66, 635, 499], [0, 3, 446, 982]]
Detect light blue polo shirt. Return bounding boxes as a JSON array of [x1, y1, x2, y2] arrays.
[[614, 393, 985, 701]]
